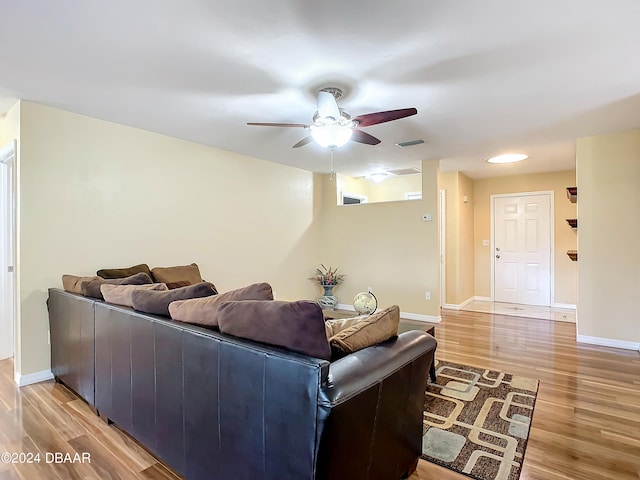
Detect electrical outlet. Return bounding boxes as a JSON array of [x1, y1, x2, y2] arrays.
[[482, 239, 490, 246], [273, 291, 277, 300], [424, 291, 431, 300], [422, 214, 432, 222]]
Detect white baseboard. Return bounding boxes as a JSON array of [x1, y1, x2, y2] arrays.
[[473, 296, 493, 302], [553, 303, 576, 310], [15, 369, 54, 387], [576, 335, 640, 351], [335, 304, 441, 323], [443, 296, 475, 310]]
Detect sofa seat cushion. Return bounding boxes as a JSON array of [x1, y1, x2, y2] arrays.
[[81, 272, 154, 299], [100, 283, 168, 307], [62, 275, 101, 294], [218, 300, 331, 360], [151, 263, 203, 285], [328, 305, 400, 358], [131, 282, 217, 317], [97, 263, 152, 279], [169, 282, 273, 327]]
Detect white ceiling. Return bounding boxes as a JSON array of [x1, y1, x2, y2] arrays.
[[1, 0, 640, 178]]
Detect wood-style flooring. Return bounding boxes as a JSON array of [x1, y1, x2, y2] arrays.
[[0, 309, 638, 479]]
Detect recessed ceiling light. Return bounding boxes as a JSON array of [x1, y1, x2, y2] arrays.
[[486, 153, 528, 164]]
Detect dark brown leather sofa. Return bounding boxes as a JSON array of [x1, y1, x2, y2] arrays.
[[48, 288, 437, 480]]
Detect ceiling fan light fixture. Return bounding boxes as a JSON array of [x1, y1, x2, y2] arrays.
[[310, 124, 353, 149], [367, 172, 389, 183], [486, 153, 528, 164]]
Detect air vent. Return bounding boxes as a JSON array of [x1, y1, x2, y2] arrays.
[[388, 167, 421, 176], [395, 139, 425, 148]]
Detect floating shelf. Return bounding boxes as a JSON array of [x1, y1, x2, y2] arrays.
[[566, 218, 578, 228], [566, 187, 577, 203], [567, 250, 578, 261]]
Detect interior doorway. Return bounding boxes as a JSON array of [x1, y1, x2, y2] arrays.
[[0, 141, 17, 362], [492, 192, 553, 307]]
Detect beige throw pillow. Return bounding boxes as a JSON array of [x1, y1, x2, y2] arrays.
[[62, 275, 101, 294], [100, 283, 168, 307], [324, 314, 370, 339], [169, 282, 273, 327], [328, 305, 400, 357]]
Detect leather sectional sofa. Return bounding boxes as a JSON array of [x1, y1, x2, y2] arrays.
[[48, 288, 437, 480]]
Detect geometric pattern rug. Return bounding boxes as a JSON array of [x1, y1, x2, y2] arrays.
[[422, 360, 539, 480]]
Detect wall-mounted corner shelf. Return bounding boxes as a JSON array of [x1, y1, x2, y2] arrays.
[[566, 187, 577, 203], [566, 218, 578, 228], [567, 250, 578, 261]]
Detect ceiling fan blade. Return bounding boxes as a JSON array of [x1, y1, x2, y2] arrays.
[[317, 91, 341, 121], [351, 130, 381, 146], [353, 108, 417, 127], [247, 122, 308, 128], [292, 136, 314, 148]]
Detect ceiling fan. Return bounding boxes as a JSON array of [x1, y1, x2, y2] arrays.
[[247, 87, 417, 149]]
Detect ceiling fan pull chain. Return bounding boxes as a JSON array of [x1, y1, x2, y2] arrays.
[[330, 148, 335, 181]]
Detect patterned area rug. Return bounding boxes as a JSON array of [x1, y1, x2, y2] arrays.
[[422, 361, 539, 480]]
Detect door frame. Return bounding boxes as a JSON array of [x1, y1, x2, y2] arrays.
[[0, 140, 17, 367], [439, 189, 446, 307], [490, 190, 555, 305]]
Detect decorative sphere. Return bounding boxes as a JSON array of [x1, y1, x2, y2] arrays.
[[353, 291, 377, 315]]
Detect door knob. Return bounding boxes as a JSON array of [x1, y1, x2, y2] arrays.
[[496, 255, 501, 259]]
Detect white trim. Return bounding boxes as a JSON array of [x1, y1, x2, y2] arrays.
[[576, 335, 640, 351], [491, 191, 554, 306], [340, 191, 368, 205], [439, 189, 446, 308], [443, 296, 475, 310], [553, 303, 576, 310], [14, 369, 54, 387], [473, 296, 493, 302], [335, 303, 441, 323]]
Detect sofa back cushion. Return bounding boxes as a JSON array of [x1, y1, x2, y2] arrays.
[[96, 263, 152, 279], [328, 305, 400, 358], [100, 283, 168, 307], [81, 272, 154, 299], [151, 263, 203, 285], [131, 282, 217, 317], [218, 300, 331, 360], [168, 282, 273, 327], [62, 275, 101, 294]]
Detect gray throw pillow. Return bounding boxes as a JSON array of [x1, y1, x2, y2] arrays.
[[217, 300, 331, 360], [131, 282, 217, 317], [81, 272, 154, 299]]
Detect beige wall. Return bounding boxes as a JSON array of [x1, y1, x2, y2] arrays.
[[576, 130, 640, 344], [439, 171, 475, 305], [473, 170, 577, 305], [318, 160, 440, 318], [17, 101, 321, 376]]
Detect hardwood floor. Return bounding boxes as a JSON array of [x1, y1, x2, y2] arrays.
[[0, 309, 639, 479]]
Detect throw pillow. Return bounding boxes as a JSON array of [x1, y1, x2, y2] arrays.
[[168, 282, 273, 327], [81, 272, 154, 299], [218, 300, 331, 360], [96, 263, 152, 279], [62, 275, 101, 295], [328, 305, 400, 358], [100, 283, 168, 307], [130, 282, 217, 317], [151, 263, 203, 285], [165, 280, 192, 290], [324, 314, 370, 339]]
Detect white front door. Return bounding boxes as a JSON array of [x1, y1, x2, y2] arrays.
[[493, 193, 551, 306], [0, 142, 16, 361]]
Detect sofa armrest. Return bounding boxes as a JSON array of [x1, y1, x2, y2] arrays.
[[320, 330, 437, 406]]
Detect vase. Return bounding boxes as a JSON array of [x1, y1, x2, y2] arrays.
[[318, 284, 338, 310]]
